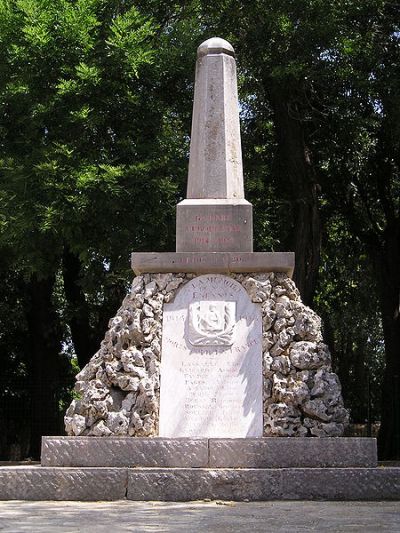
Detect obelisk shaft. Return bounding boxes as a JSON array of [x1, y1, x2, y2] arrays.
[[132, 37, 295, 275], [176, 38, 253, 253], [187, 39, 244, 199]]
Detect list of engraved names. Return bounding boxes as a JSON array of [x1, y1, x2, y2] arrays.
[[159, 275, 263, 438]]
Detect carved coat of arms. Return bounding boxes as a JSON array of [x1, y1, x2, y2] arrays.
[[188, 301, 236, 346]]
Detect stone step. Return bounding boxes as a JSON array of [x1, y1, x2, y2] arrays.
[[0, 466, 127, 501], [127, 467, 400, 502], [0, 465, 399, 501], [41, 436, 377, 468]]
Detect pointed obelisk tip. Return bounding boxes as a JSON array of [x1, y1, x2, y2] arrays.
[[197, 37, 235, 58]]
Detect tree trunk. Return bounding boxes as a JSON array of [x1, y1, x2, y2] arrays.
[[62, 246, 126, 369], [376, 223, 400, 459], [62, 246, 99, 369], [26, 274, 63, 459], [268, 83, 321, 306]]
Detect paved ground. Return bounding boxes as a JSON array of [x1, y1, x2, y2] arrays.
[[0, 501, 399, 532]]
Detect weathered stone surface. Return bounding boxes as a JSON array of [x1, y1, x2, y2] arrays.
[[41, 437, 377, 469], [0, 466, 127, 501], [127, 468, 282, 501], [175, 38, 254, 252], [41, 437, 209, 467], [208, 438, 377, 468], [131, 252, 295, 276], [65, 271, 348, 438], [176, 199, 253, 253], [281, 468, 400, 501], [127, 467, 400, 501], [64, 274, 191, 438], [2, 465, 399, 501], [186, 38, 243, 200], [159, 275, 263, 438]]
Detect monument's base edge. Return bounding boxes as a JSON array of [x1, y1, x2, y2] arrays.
[[131, 252, 295, 277], [0, 466, 127, 501], [1, 466, 399, 501], [127, 467, 400, 502], [41, 436, 377, 468]]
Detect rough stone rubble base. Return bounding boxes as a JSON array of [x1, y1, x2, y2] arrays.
[[64, 272, 349, 438]]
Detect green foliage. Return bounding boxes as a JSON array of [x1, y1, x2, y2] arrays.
[[0, 0, 183, 278], [315, 215, 385, 421]]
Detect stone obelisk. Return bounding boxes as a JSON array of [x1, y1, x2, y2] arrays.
[[64, 36, 348, 442], [132, 37, 294, 275], [176, 37, 253, 253], [7, 35, 379, 505]]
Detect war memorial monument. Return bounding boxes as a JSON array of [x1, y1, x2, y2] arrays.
[[1, 38, 399, 501]]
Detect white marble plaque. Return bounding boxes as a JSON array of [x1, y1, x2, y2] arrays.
[[159, 274, 262, 437]]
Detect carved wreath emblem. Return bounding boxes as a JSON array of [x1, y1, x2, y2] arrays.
[[188, 301, 236, 346]]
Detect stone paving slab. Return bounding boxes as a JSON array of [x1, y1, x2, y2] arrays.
[[41, 437, 209, 467], [208, 437, 378, 468], [127, 467, 400, 501], [0, 466, 127, 501], [0, 501, 399, 533]]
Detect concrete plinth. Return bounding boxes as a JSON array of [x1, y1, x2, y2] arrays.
[[131, 252, 295, 276], [42, 437, 208, 468], [127, 467, 400, 502], [0, 438, 397, 502], [41, 437, 377, 468], [1, 465, 399, 501], [0, 466, 127, 501], [176, 199, 253, 252]]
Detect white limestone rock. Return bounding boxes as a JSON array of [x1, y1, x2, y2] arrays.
[[311, 368, 342, 406], [153, 273, 173, 291], [144, 281, 157, 299], [264, 403, 308, 437], [242, 276, 272, 302], [304, 418, 345, 437], [64, 273, 189, 437], [165, 277, 185, 293], [69, 414, 86, 436], [271, 355, 291, 375], [272, 374, 309, 405], [289, 341, 330, 370], [292, 305, 322, 342], [88, 420, 112, 437], [262, 331, 274, 352], [106, 411, 129, 435], [302, 398, 331, 422], [131, 276, 144, 294]]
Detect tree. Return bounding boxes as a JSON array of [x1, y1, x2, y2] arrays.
[[315, 0, 400, 457], [314, 215, 384, 426], [0, 0, 190, 457]]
